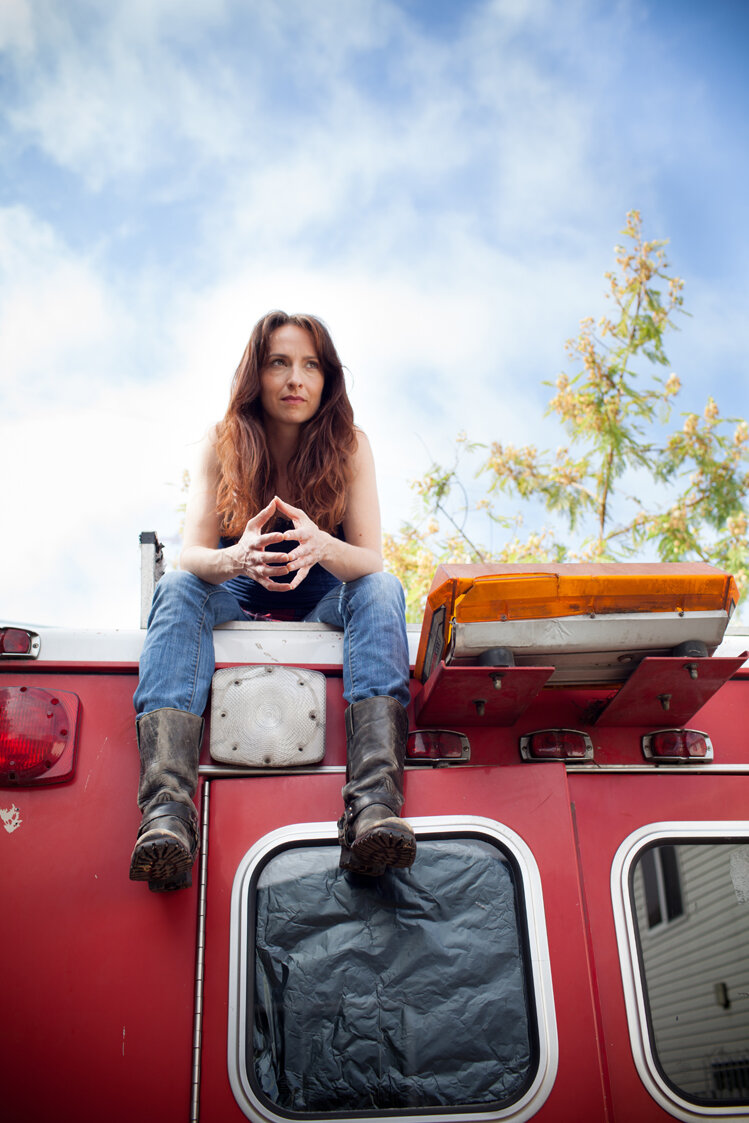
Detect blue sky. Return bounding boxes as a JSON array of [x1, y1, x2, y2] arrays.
[[2, 0, 748, 628]]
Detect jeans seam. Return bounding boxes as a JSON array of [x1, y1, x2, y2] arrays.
[[186, 582, 237, 713], [341, 584, 359, 703], [184, 586, 210, 713]]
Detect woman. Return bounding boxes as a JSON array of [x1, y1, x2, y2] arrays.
[[131, 311, 415, 890]]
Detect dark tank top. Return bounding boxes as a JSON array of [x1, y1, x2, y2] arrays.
[[219, 519, 342, 621]]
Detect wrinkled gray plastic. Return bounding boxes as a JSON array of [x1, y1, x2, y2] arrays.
[[250, 837, 536, 1113]]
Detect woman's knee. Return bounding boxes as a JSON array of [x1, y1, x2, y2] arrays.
[[146, 570, 220, 628], [348, 571, 405, 610], [152, 569, 206, 606]]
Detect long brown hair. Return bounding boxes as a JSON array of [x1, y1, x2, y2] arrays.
[[216, 311, 356, 537]]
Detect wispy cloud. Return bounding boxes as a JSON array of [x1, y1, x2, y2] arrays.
[[1, 0, 747, 627]]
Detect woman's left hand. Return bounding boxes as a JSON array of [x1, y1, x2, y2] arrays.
[[274, 496, 330, 589]]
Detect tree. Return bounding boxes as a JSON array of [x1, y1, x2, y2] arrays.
[[384, 212, 749, 621]]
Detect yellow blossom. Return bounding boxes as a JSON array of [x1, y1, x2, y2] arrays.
[[727, 513, 748, 538]]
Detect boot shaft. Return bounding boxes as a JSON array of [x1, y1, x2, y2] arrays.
[[342, 696, 408, 819], [136, 707, 204, 816]]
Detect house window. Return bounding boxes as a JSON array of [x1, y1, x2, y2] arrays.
[[640, 844, 684, 929]]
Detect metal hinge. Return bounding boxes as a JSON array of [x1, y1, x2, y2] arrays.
[[140, 531, 166, 629]]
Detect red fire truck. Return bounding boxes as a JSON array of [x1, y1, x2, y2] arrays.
[[2, 546, 749, 1123]]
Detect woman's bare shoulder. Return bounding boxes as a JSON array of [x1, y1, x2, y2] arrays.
[[200, 422, 223, 456], [346, 428, 378, 495], [189, 423, 222, 484], [347, 427, 374, 474], [351, 425, 373, 455], [204, 421, 221, 446]]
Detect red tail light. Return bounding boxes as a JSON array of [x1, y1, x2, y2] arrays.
[[0, 686, 80, 785], [407, 729, 470, 763], [520, 729, 594, 761], [642, 729, 712, 762], [0, 628, 40, 659]]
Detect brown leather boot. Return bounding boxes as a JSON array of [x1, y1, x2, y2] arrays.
[[338, 696, 416, 876], [128, 708, 203, 892]]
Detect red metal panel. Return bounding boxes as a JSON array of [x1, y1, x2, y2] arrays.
[[569, 770, 749, 1121], [200, 762, 610, 1122], [0, 672, 197, 1123], [6, 654, 747, 1122], [594, 654, 747, 726], [413, 661, 554, 725]]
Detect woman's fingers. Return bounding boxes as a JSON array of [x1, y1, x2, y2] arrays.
[[256, 531, 287, 550], [235, 498, 318, 589], [245, 498, 276, 530], [273, 496, 302, 518], [286, 543, 316, 570], [287, 566, 311, 590]]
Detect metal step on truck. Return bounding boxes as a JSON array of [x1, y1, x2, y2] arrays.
[[3, 541, 749, 1123]]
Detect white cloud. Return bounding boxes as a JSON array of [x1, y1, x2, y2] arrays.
[[0, 0, 34, 52], [4, 0, 240, 188], [0, 207, 135, 412], [1, 0, 747, 629]]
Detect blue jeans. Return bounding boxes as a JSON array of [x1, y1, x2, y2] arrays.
[[133, 569, 411, 716]]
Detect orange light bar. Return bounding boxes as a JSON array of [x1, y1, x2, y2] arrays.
[[415, 563, 739, 681]]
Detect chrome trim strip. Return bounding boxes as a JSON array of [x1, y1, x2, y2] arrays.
[[190, 779, 211, 1123], [611, 821, 749, 1121], [198, 763, 346, 778], [201, 763, 749, 779], [227, 815, 558, 1123], [568, 764, 749, 774]]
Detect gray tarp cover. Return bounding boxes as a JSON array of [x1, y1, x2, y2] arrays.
[[251, 837, 535, 1113]]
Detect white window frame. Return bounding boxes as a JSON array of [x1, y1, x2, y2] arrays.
[[228, 815, 558, 1123], [612, 821, 749, 1122]]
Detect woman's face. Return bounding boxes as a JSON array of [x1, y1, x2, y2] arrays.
[[259, 323, 325, 428]]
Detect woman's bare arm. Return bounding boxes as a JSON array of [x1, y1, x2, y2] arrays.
[[179, 428, 294, 589]]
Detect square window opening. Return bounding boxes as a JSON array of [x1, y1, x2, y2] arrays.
[[243, 834, 542, 1118]]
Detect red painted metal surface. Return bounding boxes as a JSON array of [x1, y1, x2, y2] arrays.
[[569, 769, 749, 1121], [3, 649, 749, 1122], [594, 654, 747, 726], [0, 672, 197, 1123], [199, 760, 610, 1122], [413, 661, 554, 725]]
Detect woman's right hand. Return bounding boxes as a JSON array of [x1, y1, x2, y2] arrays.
[[226, 498, 294, 590]]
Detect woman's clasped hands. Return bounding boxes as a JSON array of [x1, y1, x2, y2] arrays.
[[228, 496, 330, 592]]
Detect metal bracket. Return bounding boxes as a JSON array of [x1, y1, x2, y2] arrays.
[[140, 531, 166, 629], [413, 661, 554, 726]]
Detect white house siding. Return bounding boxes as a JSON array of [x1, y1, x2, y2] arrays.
[[633, 841, 749, 1101]]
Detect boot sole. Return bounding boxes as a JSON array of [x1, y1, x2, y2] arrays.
[[339, 846, 387, 877], [351, 823, 416, 870], [129, 828, 196, 885], [148, 868, 193, 893]]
